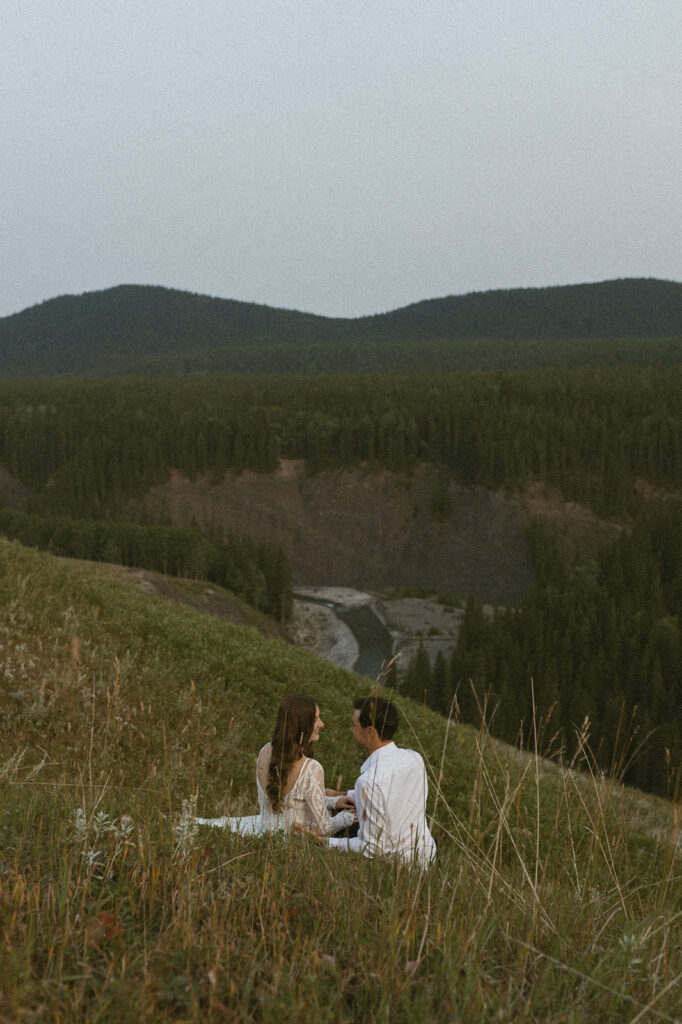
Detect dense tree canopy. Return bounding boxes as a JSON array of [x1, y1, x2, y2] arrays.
[[401, 506, 682, 798], [0, 369, 679, 520]]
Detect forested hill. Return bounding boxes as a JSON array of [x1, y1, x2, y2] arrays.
[[1, 277, 681, 377], [0, 286, 343, 377], [361, 277, 682, 340]]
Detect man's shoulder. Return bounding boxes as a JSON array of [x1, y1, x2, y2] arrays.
[[392, 744, 423, 763], [374, 743, 424, 771]]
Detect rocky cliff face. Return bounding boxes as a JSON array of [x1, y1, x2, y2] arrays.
[[144, 462, 620, 605]]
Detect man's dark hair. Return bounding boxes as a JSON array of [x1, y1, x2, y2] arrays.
[[354, 695, 399, 741]]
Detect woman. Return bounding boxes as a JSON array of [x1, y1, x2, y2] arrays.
[[196, 694, 356, 836]]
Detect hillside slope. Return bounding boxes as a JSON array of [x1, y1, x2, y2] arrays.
[[0, 537, 680, 1020], [142, 462, 621, 605], [1, 277, 681, 376]]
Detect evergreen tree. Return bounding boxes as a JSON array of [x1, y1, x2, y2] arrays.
[[432, 650, 450, 715]]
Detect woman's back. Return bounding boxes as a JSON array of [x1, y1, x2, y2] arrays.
[[197, 739, 355, 837], [256, 742, 325, 832]]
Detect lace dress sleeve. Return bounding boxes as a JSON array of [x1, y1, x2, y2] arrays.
[[256, 744, 271, 815], [302, 760, 356, 836]]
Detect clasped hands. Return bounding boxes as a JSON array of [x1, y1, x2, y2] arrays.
[[333, 794, 355, 812], [325, 787, 355, 814], [293, 790, 357, 841]]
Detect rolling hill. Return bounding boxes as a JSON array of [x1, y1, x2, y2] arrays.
[[1, 277, 681, 377], [0, 536, 680, 1020]]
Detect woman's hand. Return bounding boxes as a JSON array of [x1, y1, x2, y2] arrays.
[[334, 794, 356, 812]]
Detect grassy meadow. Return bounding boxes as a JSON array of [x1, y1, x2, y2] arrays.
[[0, 536, 680, 1022]]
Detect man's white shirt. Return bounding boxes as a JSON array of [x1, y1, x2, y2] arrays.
[[328, 741, 436, 866]]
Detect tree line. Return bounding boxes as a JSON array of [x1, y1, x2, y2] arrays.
[[399, 505, 681, 798], [0, 368, 679, 520], [0, 507, 292, 622]]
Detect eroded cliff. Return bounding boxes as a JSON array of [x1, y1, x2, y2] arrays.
[[143, 462, 620, 605]]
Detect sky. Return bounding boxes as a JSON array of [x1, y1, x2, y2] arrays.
[[3, 0, 681, 320]]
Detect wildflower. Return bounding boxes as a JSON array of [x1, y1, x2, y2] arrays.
[[174, 796, 199, 856], [71, 807, 89, 842], [83, 848, 103, 871]]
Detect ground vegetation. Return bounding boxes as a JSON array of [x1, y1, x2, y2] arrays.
[[0, 538, 680, 1021]]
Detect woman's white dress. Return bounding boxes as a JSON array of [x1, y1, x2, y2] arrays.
[[196, 744, 355, 837]]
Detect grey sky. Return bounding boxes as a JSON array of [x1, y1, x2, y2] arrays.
[[3, 0, 680, 319]]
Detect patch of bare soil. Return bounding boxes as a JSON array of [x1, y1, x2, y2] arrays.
[[521, 481, 623, 563], [142, 463, 624, 606], [379, 596, 465, 670]]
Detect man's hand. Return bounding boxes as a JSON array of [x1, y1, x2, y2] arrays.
[[334, 794, 356, 812]]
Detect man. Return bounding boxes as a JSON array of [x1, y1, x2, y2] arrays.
[[327, 695, 436, 867]]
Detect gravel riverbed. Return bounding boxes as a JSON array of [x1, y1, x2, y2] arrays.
[[289, 587, 471, 677]]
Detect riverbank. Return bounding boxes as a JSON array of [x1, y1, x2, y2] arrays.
[[289, 587, 468, 678], [288, 590, 361, 671]]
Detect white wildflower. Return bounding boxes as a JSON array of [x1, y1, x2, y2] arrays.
[[71, 807, 89, 842], [83, 848, 103, 871], [0, 749, 26, 780], [92, 810, 113, 837], [618, 933, 645, 977], [174, 796, 199, 856]]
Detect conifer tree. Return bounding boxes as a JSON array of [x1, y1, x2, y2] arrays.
[[432, 650, 450, 715]]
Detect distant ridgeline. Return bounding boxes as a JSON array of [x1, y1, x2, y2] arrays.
[[0, 277, 681, 376]]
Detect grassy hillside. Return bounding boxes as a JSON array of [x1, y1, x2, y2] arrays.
[[1, 279, 681, 377], [1, 537, 680, 1021]]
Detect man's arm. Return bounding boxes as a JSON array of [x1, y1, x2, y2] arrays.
[[351, 769, 389, 856], [327, 834, 365, 853]]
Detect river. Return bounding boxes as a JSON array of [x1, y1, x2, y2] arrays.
[[294, 591, 395, 681]]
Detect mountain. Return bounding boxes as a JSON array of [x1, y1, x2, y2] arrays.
[[1, 278, 681, 377]]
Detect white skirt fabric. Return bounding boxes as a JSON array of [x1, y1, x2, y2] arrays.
[[195, 751, 356, 838], [195, 814, 271, 835]]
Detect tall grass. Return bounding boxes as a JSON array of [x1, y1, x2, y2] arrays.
[[0, 538, 680, 1021]]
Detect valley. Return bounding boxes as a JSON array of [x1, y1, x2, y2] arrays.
[[0, 364, 679, 796], [1, 217, 681, 1019], [291, 587, 467, 681]]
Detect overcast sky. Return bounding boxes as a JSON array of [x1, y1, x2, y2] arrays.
[[3, 1, 680, 319]]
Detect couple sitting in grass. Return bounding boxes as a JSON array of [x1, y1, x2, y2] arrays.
[[197, 693, 436, 867]]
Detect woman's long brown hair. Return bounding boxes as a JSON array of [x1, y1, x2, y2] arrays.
[[266, 694, 317, 812]]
